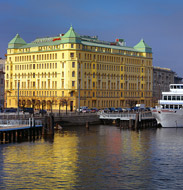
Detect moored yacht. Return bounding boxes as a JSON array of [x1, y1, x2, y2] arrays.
[[152, 84, 183, 127]]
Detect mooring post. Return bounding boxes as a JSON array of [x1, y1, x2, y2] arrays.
[[43, 115, 54, 135], [29, 118, 32, 127], [135, 113, 139, 130], [129, 119, 132, 129], [86, 121, 89, 129]]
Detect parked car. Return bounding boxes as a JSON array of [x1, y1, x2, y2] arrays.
[[116, 108, 123, 112], [109, 107, 116, 112], [23, 108, 34, 114], [131, 107, 139, 111], [39, 109, 47, 114], [4, 108, 17, 113], [104, 108, 110, 113], [91, 108, 99, 113], [82, 108, 91, 113], [145, 107, 151, 111], [122, 108, 131, 112], [77, 106, 88, 112]]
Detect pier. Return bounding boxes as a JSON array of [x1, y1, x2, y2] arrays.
[[0, 125, 43, 144], [99, 112, 158, 129], [0, 114, 55, 144], [0, 111, 158, 143]]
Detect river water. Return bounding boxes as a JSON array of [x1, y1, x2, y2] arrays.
[[0, 125, 183, 190]]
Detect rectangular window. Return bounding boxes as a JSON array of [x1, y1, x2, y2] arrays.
[[93, 82, 95, 87], [71, 44, 74, 48], [70, 53, 74, 57], [72, 62, 75, 68], [62, 80, 64, 88], [72, 81, 75, 87]]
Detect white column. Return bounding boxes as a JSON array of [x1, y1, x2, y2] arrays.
[[40, 75, 42, 89], [26, 75, 28, 88], [87, 75, 88, 89], [36, 79, 38, 88], [51, 76, 52, 88]]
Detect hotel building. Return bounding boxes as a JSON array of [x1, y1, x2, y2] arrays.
[[5, 26, 153, 110]]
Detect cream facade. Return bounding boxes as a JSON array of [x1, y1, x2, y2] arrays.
[[5, 26, 153, 111]]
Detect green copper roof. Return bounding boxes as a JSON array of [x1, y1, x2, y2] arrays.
[[8, 34, 27, 48], [62, 26, 81, 43], [134, 39, 152, 53]]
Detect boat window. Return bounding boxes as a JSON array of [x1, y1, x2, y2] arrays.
[[177, 86, 180, 89], [177, 96, 180, 100], [179, 105, 182, 109], [170, 85, 173, 89], [162, 105, 165, 109], [166, 105, 169, 109], [168, 96, 171, 100], [172, 96, 176, 100], [181, 96, 183, 100], [175, 105, 178, 109], [170, 105, 173, 109], [174, 86, 176, 89], [181, 86, 183, 89], [164, 96, 167, 100]]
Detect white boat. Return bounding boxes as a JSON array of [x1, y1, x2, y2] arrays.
[[152, 84, 183, 127]]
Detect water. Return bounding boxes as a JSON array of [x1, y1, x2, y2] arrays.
[[0, 125, 183, 190]]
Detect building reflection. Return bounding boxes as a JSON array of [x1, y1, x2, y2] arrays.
[[1, 133, 79, 189]]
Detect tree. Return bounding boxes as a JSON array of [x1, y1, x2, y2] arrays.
[[31, 99, 36, 115], [21, 99, 26, 110], [126, 99, 137, 108], [19, 97, 26, 110], [40, 99, 46, 116], [47, 98, 55, 114], [58, 98, 62, 115], [60, 97, 70, 114]]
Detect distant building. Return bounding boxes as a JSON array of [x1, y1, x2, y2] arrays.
[[5, 26, 153, 110], [0, 59, 5, 108], [153, 66, 175, 106], [0, 58, 5, 71], [174, 75, 183, 84]]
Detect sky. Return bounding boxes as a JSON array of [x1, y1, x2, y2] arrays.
[[1, 0, 183, 76]]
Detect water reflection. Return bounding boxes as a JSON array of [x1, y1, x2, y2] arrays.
[[0, 126, 183, 189]]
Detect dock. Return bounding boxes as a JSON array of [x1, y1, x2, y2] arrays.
[[99, 111, 158, 129], [0, 125, 43, 144], [0, 115, 54, 144]]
